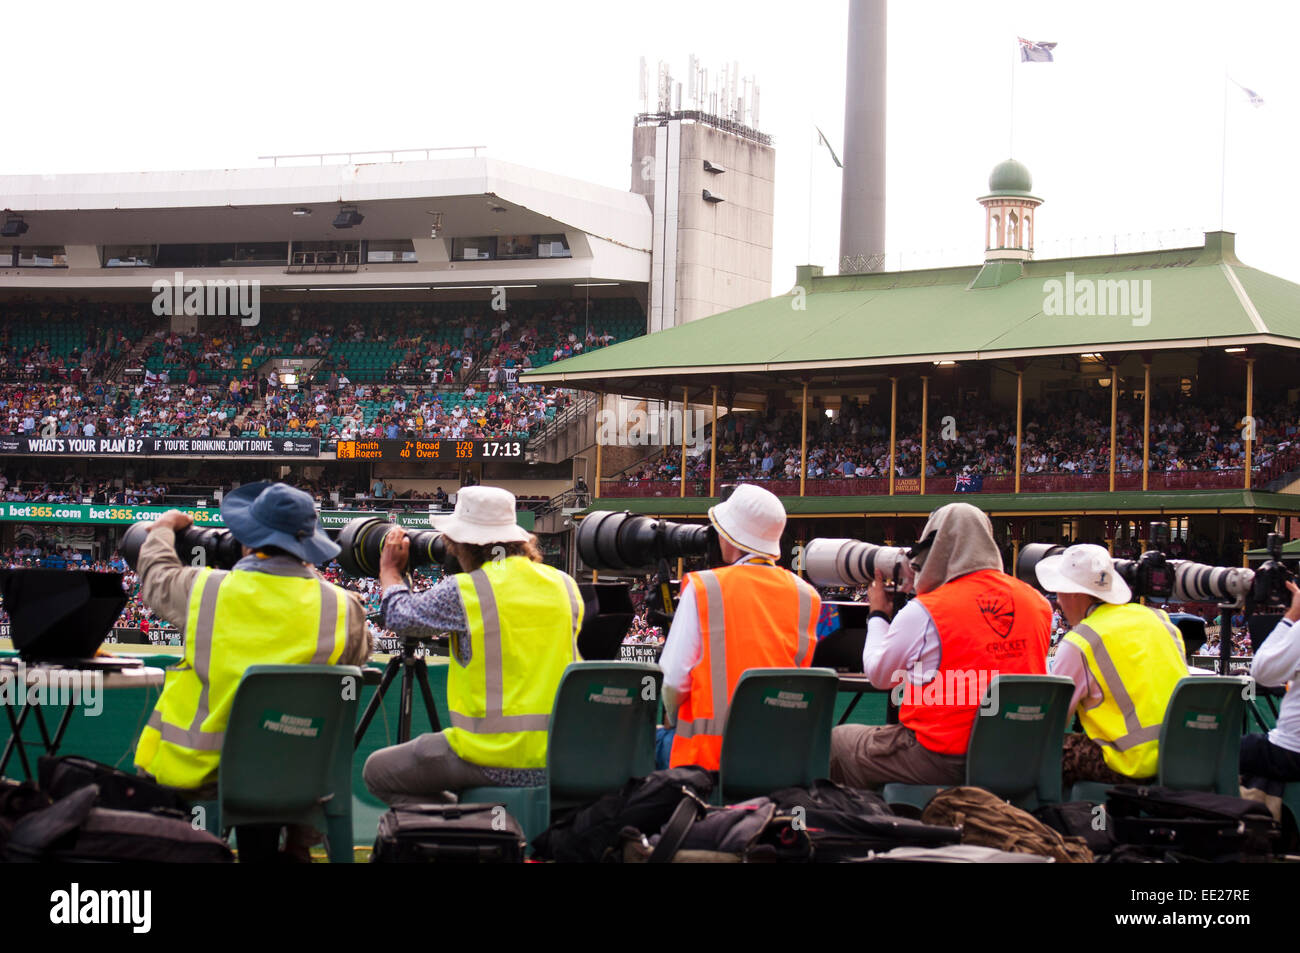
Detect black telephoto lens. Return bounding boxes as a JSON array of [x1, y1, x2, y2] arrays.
[[576, 510, 713, 570], [337, 517, 449, 578], [120, 520, 243, 571]]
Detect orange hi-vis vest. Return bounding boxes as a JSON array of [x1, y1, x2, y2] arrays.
[[909, 569, 1051, 756], [670, 561, 820, 771]]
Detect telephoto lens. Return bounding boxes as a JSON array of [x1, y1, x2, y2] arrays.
[[1169, 560, 1254, 605], [576, 510, 713, 571], [802, 538, 916, 590], [120, 521, 244, 571], [336, 517, 448, 578]]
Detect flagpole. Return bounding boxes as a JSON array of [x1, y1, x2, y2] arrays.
[[808, 126, 815, 264], [1220, 71, 1229, 230], [1009, 38, 1017, 155]]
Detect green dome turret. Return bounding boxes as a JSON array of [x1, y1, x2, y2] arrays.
[[988, 158, 1034, 196]]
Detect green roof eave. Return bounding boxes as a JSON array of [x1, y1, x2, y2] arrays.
[[580, 489, 1300, 519]]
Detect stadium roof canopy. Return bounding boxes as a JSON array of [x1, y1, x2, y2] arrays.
[[0, 157, 651, 292], [524, 230, 1300, 401]]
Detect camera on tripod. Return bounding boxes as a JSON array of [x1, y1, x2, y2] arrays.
[[120, 520, 244, 571]]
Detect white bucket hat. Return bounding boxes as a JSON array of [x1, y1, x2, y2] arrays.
[[1034, 543, 1131, 605], [707, 483, 786, 559], [430, 485, 531, 545]]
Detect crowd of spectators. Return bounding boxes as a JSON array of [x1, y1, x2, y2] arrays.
[[611, 391, 1300, 485]]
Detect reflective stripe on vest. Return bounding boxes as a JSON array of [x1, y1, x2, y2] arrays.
[[134, 565, 349, 790], [445, 558, 582, 768], [1065, 604, 1186, 775], [670, 564, 818, 765]]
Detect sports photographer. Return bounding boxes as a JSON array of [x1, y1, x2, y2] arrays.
[[362, 486, 583, 804], [133, 481, 369, 860], [829, 502, 1051, 788], [658, 483, 820, 771], [1240, 580, 1300, 790], [1034, 544, 1188, 789]]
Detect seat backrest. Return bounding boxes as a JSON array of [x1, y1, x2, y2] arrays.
[[719, 668, 838, 802], [547, 662, 662, 808], [966, 674, 1074, 811], [219, 664, 361, 821], [1158, 675, 1250, 795]]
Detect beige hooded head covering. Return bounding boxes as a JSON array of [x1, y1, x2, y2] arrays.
[[910, 502, 1004, 595]]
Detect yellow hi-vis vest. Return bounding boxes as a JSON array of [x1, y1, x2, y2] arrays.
[[134, 562, 350, 791], [1063, 602, 1188, 779], [445, 556, 582, 769]]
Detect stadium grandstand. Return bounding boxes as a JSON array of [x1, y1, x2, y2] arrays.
[[529, 161, 1300, 607]]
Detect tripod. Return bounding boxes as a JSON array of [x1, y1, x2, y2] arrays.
[[354, 636, 446, 748]]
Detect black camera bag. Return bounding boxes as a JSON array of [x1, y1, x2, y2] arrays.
[[371, 802, 526, 863], [1105, 784, 1280, 861]]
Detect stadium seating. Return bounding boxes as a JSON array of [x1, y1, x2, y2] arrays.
[[716, 668, 838, 803], [462, 661, 664, 848], [883, 674, 1074, 815], [200, 664, 362, 863], [1068, 675, 1252, 803]]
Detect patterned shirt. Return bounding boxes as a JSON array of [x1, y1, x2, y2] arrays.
[[380, 577, 545, 788]]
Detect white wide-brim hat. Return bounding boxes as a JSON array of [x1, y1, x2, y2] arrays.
[[431, 485, 531, 545], [1034, 543, 1131, 605], [707, 483, 786, 559]]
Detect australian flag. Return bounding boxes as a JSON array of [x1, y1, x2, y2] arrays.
[[955, 473, 984, 493], [1018, 37, 1056, 63]]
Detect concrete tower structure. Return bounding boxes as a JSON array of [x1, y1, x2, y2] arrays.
[[632, 114, 775, 333], [838, 0, 888, 274]]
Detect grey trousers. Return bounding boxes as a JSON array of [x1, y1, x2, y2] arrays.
[[829, 723, 967, 789], [362, 731, 495, 807]]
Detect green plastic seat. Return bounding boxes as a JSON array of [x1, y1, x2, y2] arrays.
[[1068, 675, 1251, 802], [717, 668, 838, 803], [883, 674, 1074, 815], [462, 662, 663, 846], [200, 664, 361, 863]]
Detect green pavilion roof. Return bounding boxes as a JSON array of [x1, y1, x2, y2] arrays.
[[525, 232, 1300, 398]]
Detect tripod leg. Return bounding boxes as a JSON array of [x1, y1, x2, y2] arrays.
[[398, 657, 415, 745], [413, 659, 442, 734], [354, 656, 403, 748]]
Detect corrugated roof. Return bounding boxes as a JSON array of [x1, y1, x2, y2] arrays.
[[525, 232, 1300, 389]]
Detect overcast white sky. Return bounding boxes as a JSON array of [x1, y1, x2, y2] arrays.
[[5, 0, 1299, 292]]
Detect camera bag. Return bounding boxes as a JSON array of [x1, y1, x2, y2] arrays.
[[371, 802, 526, 863], [1104, 784, 1280, 861], [5, 783, 234, 863], [38, 754, 192, 815]]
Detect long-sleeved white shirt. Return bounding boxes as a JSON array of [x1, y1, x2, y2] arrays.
[[659, 554, 791, 694], [861, 597, 943, 690], [1252, 617, 1300, 753]]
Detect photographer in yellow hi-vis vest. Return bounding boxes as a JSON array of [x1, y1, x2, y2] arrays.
[[363, 485, 582, 805], [133, 481, 369, 861], [1035, 544, 1189, 790]]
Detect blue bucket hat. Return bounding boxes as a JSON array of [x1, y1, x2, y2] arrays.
[[220, 481, 340, 565]]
